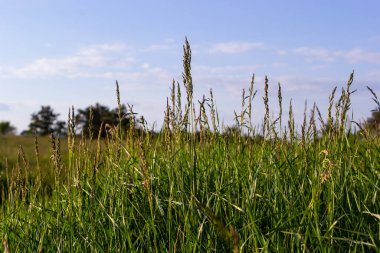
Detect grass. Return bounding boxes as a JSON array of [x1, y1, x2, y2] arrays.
[[0, 39, 379, 252]]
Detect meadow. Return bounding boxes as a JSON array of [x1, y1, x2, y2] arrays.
[[0, 40, 379, 252]]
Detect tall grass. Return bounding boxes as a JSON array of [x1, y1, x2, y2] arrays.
[[0, 39, 379, 252]]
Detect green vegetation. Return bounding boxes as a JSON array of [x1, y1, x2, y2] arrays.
[[0, 39, 379, 252], [20, 102, 138, 138], [22, 105, 66, 136], [0, 121, 16, 136], [75, 101, 138, 138]]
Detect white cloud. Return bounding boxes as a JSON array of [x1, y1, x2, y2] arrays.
[[271, 75, 329, 92], [293, 47, 380, 64], [209, 42, 265, 54], [191, 65, 328, 100], [194, 64, 264, 74], [124, 66, 171, 84], [98, 65, 172, 92], [276, 50, 287, 56], [0, 43, 132, 79], [143, 39, 179, 52], [271, 62, 288, 68], [293, 47, 338, 62], [340, 48, 380, 64], [141, 63, 150, 69], [144, 44, 174, 52], [92, 43, 127, 52]]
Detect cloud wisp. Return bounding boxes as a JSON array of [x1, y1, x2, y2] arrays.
[[207, 40, 380, 65], [209, 42, 265, 54], [2, 40, 379, 82], [0, 43, 132, 79], [293, 47, 380, 64]]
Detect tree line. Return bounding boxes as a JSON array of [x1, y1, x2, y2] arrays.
[[0, 103, 139, 137], [1, 104, 380, 137]]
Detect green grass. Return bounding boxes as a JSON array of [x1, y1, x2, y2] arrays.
[[0, 40, 379, 252], [0, 135, 67, 175]]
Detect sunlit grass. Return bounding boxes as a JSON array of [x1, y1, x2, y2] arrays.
[[0, 39, 379, 252]]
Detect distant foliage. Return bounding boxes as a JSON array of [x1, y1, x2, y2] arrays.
[[23, 105, 66, 136], [75, 103, 138, 138], [363, 86, 380, 135], [0, 121, 16, 135], [364, 108, 380, 134]]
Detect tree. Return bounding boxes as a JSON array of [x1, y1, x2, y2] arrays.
[[26, 106, 66, 136], [76, 103, 137, 138], [0, 121, 16, 135], [55, 120, 67, 137], [363, 86, 380, 136], [363, 107, 380, 135]]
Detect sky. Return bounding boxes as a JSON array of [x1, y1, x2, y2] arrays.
[[0, 1, 379, 133]]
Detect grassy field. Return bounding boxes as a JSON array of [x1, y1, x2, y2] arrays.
[[0, 135, 68, 183], [0, 40, 379, 252]]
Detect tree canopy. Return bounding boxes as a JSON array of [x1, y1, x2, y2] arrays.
[[0, 121, 16, 135], [363, 107, 380, 134], [23, 106, 66, 136], [75, 103, 137, 138]]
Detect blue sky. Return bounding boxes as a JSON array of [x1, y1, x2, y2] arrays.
[[0, 1, 379, 133]]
